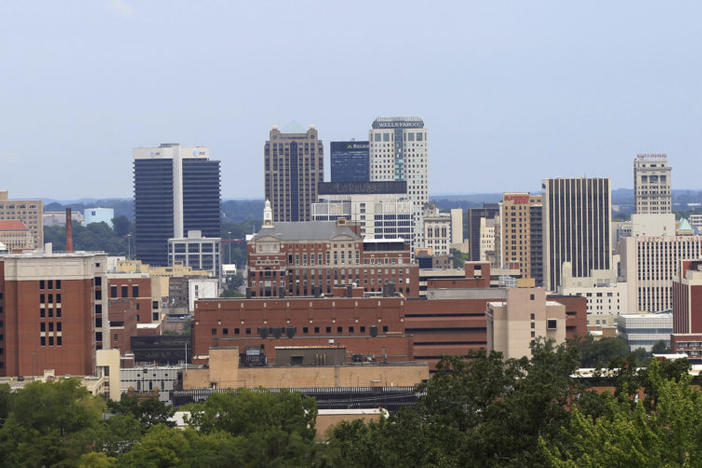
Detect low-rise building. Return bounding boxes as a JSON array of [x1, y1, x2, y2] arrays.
[[617, 313, 673, 351], [247, 203, 417, 298], [121, 365, 183, 403], [168, 230, 221, 278], [486, 288, 566, 359], [423, 205, 451, 257]]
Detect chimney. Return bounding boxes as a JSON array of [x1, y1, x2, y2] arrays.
[[65, 208, 73, 253]]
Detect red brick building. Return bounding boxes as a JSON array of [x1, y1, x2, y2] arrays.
[[671, 260, 702, 362], [0, 252, 108, 376], [107, 274, 154, 356], [194, 272, 587, 370], [247, 218, 418, 298]]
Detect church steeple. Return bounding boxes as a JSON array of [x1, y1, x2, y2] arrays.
[[263, 199, 273, 227]]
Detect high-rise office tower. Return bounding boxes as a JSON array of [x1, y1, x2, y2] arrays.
[[330, 141, 369, 183], [264, 125, 323, 222], [634, 154, 672, 214], [543, 178, 612, 291], [369, 117, 428, 247], [498, 193, 543, 285], [133, 143, 221, 266]]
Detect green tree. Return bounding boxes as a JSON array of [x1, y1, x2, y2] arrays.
[[112, 215, 132, 237], [107, 394, 175, 430], [651, 340, 671, 354], [543, 359, 702, 466], [187, 389, 318, 466], [0, 379, 104, 466]]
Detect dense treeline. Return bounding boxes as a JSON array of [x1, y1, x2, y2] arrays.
[[0, 341, 698, 467]]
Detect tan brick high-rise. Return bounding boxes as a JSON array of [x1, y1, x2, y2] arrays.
[[264, 125, 324, 222], [498, 193, 543, 284]]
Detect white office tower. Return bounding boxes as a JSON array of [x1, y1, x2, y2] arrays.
[[369, 117, 428, 248], [634, 154, 672, 214]]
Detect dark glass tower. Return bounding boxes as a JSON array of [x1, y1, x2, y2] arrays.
[[133, 144, 221, 266], [330, 141, 369, 183]]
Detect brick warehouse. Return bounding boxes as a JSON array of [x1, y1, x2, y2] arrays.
[[247, 206, 418, 298], [0, 251, 109, 376], [193, 282, 586, 370]]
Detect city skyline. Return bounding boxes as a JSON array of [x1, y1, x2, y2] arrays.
[[3, 2, 702, 199]]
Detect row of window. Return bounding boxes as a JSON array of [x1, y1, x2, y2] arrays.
[[211, 325, 390, 336], [40, 336, 62, 346], [39, 280, 61, 290], [110, 285, 139, 298]]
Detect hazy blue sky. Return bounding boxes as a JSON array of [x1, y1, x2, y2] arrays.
[[2, 1, 701, 199]]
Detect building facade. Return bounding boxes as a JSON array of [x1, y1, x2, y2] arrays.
[[616, 313, 673, 352], [133, 143, 221, 266], [671, 260, 702, 362], [558, 262, 627, 328], [312, 181, 413, 244], [423, 205, 452, 257], [369, 117, 428, 247], [247, 206, 417, 298], [542, 178, 612, 292], [621, 235, 702, 313], [330, 141, 369, 183], [487, 288, 566, 359], [84, 208, 115, 228], [0, 191, 43, 248], [634, 154, 672, 214], [468, 204, 500, 261], [264, 125, 324, 222], [0, 252, 109, 377], [498, 193, 543, 284], [0, 220, 34, 251], [168, 230, 221, 278]]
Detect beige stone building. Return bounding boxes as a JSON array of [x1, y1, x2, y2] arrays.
[[486, 287, 566, 359], [498, 193, 542, 282], [264, 125, 324, 222], [0, 220, 34, 251], [183, 347, 429, 390], [634, 154, 672, 214], [0, 190, 43, 248]]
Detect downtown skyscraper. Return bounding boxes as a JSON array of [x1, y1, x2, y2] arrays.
[[133, 143, 221, 266], [542, 177, 612, 291], [264, 125, 324, 222], [634, 153, 672, 214], [369, 116, 428, 247]]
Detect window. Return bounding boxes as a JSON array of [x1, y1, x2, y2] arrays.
[[57, 337, 62, 346], [39, 280, 45, 289], [56, 294, 61, 303], [303, 327, 309, 334], [132, 286, 139, 297], [40, 294, 45, 303], [245, 328, 251, 335], [382, 326, 388, 333], [326, 326, 331, 333], [211, 328, 216, 335], [121, 286, 128, 298], [48, 280, 53, 289], [360, 326, 366, 333], [314, 327, 320, 334], [223, 328, 228, 335], [49, 336, 54, 346], [337, 326, 343, 333], [56, 280, 61, 289], [40, 309, 45, 318], [40, 323, 45, 332], [110, 286, 117, 298], [41, 336, 46, 346], [547, 320, 557, 330], [530, 294, 535, 300], [348, 326, 354, 333]]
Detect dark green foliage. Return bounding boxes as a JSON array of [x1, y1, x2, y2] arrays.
[[572, 335, 649, 368], [107, 393, 175, 429], [45, 221, 130, 255], [652, 340, 672, 354], [450, 248, 469, 269]]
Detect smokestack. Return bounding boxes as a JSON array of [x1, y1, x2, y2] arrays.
[[65, 208, 73, 253]]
